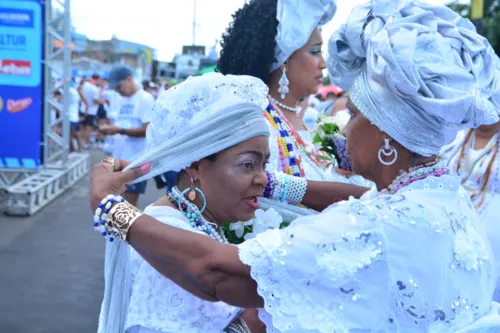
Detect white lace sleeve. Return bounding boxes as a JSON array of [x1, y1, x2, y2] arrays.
[[238, 199, 388, 332]]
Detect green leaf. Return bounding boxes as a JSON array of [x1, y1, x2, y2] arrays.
[[312, 132, 324, 144], [315, 155, 332, 161]]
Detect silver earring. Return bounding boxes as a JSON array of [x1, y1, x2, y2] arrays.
[[278, 67, 289, 100], [378, 138, 398, 166]]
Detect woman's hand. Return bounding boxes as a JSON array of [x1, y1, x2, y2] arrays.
[[89, 158, 150, 211]]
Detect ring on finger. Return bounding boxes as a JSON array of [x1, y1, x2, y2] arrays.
[[102, 157, 116, 171]]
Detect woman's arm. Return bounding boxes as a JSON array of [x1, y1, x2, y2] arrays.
[[128, 215, 264, 308], [302, 180, 368, 211]]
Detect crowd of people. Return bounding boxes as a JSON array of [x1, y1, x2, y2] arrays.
[[83, 0, 500, 332]]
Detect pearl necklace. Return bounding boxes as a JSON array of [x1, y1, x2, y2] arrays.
[[268, 96, 301, 113], [168, 187, 228, 243], [381, 161, 449, 194]]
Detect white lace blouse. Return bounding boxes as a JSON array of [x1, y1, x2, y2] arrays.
[[125, 205, 241, 333], [239, 173, 500, 332]]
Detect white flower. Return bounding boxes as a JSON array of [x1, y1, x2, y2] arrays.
[[244, 232, 257, 240], [252, 209, 283, 235], [332, 110, 351, 133], [229, 220, 253, 238]]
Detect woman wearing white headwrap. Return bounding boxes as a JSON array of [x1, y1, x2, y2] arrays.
[[97, 73, 273, 333], [91, 1, 500, 332], [218, 0, 359, 185]]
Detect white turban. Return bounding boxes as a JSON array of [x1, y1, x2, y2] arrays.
[[328, 0, 500, 156], [270, 0, 337, 73], [125, 73, 271, 183]]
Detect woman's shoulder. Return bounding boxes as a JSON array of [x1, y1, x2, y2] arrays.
[[143, 204, 202, 233]]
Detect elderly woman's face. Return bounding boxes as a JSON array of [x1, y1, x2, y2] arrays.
[[193, 136, 270, 223], [343, 99, 385, 179], [287, 27, 327, 99]]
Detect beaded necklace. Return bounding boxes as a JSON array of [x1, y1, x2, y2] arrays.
[[452, 129, 500, 211], [381, 161, 449, 195], [168, 187, 228, 243], [265, 100, 326, 177], [268, 96, 301, 113]]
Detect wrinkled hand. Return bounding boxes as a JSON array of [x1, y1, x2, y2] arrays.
[[89, 159, 150, 211], [99, 124, 120, 135]]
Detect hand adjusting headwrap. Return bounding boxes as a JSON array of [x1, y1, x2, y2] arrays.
[[328, 0, 500, 156], [270, 0, 337, 73], [125, 72, 270, 183]]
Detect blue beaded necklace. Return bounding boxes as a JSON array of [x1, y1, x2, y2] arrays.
[[168, 187, 228, 243]]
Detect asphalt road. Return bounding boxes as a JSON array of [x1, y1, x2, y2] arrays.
[[0, 150, 163, 333]]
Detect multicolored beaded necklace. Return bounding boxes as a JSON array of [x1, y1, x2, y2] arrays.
[[167, 187, 228, 243], [265, 100, 326, 177], [453, 129, 500, 210]]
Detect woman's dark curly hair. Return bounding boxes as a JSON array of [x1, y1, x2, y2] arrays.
[[217, 0, 279, 83]]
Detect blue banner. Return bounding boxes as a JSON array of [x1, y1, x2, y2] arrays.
[[0, 0, 43, 169]]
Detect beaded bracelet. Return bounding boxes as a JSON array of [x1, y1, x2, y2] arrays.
[[264, 171, 308, 205], [93, 194, 125, 241], [280, 174, 290, 202], [286, 176, 307, 205]]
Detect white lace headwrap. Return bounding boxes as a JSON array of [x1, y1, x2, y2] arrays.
[[270, 0, 337, 73], [125, 72, 270, 183], [328, 0, 500, 157]]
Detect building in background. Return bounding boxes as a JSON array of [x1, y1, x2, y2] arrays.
[[153, 44, 218, 82]]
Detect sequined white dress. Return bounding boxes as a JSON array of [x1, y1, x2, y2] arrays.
[[239, 173, 500, 332], [442, 130, 500, 302], [126, 205, 240, 333]]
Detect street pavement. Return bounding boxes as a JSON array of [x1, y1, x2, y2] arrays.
[[0, 150, 163, 333]]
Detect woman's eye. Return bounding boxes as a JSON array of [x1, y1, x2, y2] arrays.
[[243, 162, 253, 169]]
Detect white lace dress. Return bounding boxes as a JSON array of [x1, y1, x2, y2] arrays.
[[125, 205, 241, 333], [239, 173, 500, 332], [442, 130, 500, 302]]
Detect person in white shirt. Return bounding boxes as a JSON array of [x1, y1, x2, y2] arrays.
[[101, 78, 123, 154], [79, 74, 102, 148], [99, 66, 154, 207], [68, 78, 83, 152]]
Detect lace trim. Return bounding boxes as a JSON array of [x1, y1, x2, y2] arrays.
[[238, 226, 384, 332]]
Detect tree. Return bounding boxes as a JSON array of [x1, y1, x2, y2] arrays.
[[448, 0, 500, 56]]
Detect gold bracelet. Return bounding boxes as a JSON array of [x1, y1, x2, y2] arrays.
[[105, 202, 143, 243]]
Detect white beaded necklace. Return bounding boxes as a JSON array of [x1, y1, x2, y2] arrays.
[[170, 187, 228, 244], [380, 161, 447, 195], [268, 95, 301, 113]]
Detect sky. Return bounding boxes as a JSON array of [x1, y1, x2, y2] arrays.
[[71, 0, 458, 62]]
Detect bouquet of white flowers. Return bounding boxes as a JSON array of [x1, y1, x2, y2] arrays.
[[312, 111, 352, 171]]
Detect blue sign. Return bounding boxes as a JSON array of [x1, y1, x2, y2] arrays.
[[0, 0, 43, 169]]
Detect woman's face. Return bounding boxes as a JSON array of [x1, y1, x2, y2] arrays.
[[189, 136, 270, 223], [342, 99, 385, 180], [287, 27, 327, 99]]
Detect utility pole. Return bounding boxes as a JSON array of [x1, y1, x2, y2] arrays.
[[192, 0, 197, 45]]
